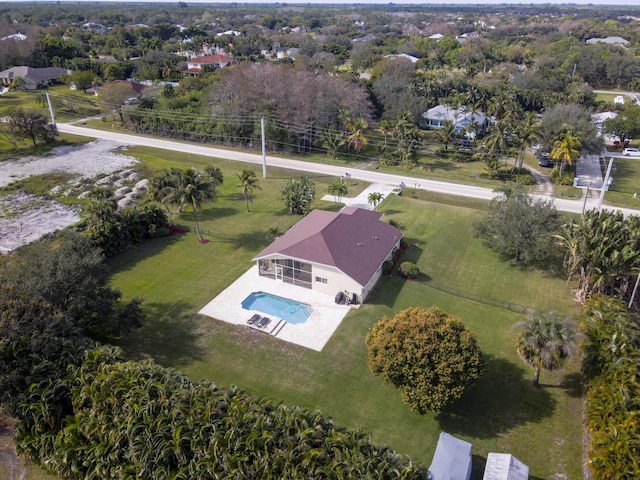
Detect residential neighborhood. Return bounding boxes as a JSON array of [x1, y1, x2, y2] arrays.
[[0, 1, 639, 479]]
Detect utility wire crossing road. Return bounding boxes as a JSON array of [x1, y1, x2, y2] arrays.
[[57, 123, 640, 217]]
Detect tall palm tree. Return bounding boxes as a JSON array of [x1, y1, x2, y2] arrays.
[[236, 169, 260, 212], [551, 127, 581, 176], [345, 117, 369, 153], [162, 168, 217, 243], [514, 312, 579, 386], [516, 111, 542, 169]]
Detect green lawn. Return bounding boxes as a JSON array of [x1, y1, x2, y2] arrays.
[[101, 149, 583, 479]]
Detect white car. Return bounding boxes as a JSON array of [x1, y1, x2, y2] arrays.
[[623, 148, 640, 157]]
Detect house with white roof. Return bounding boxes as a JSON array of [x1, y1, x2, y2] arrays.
[[252, 207, 402, 304], [586, 36, 630, 46], [420, 105, 488, 136]]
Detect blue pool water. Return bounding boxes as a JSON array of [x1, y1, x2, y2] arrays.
[[241, 291, 313, 324]]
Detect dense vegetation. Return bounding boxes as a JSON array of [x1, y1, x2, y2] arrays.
[[366, 307, 484, 413]]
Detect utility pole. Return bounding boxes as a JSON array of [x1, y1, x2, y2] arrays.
[[45, 90, 59, 140], [597, 158, 614, 211], [629, 273, 640, 309], [581, 180, 592, 215], [261, 117, 267, 179]]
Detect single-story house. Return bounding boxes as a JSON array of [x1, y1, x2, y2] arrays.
[[252, 207, 403, 304], [0, 66, 72, 90], [183, 54, 237, 76], [428, 432, 472, 480], [420, 105, 488, 137], [482, 453, 529, 480]]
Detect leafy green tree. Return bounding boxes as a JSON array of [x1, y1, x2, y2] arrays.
[[4, 107, 55, 147], [70, 70, 95, 93], [161, 167, 218, 243], [366, 307, 484, 413], [281, 175, 315, 215], [474, 186, 561, 263], [514, 311, 579, 386], [98, 81, 137, 123], [603, 105, 640, 148], [0, 232, 143, 340], [320, 128, 344, 159], [516, 111, 542, 169], [236, 169, 260, 212]]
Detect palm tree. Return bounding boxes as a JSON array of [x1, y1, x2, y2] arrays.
[[551, 127, 581, 177], [327, 179, 348, 205], [236, 169, 260, 212], [345, 117, 369, 153], [368, 192, 384, 210], [513, 312, 579, 386], [516, 111, 542, 169], [162, 168, 217, 243], [437, 120, 457, 151]]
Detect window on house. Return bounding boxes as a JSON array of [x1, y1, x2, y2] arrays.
[[315, 276, 328, 284]]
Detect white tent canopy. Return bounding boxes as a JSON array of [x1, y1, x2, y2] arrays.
[[483, 452, 529, 480], [428, 432, 472, 480]]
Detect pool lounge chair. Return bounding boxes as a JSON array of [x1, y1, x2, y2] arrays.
[[247, 313, 261, 325], [258, 316, 271, 328]]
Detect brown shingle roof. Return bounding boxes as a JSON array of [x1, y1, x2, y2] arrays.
[[253, 207, 403, 286]]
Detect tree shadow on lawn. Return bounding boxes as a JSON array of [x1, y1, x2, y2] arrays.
[[436, 355, 556, 440], [420, 159, 461, 173], [119, 300, 205, 368], [197, 207, 239, 221], [235, 229, 271, 250]]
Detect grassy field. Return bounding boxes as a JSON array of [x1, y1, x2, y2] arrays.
[[91, 147, 586, 479]]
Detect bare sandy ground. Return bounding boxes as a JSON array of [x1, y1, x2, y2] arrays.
[[0, 139, 139, 253], [0, 139, 138, 188]]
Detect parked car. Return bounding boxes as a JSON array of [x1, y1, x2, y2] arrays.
[[538, 153, 555, 167], [623, 148, 640, 157]]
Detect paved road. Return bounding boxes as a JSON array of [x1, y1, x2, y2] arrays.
[[57, 123, 640, 217]]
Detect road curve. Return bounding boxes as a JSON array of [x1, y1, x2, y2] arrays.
[[56, 123, 640, 217]]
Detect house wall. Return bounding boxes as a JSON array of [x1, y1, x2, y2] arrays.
[[310, 264, 362, 299], [360, 238, 401, 301]]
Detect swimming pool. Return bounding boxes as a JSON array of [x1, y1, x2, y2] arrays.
[[241, 291, 313, 324]]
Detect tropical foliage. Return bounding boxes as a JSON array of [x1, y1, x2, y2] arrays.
[[555, 210, 640, 305], [513, 311, 579, 385], [15, 348, 429, 480], [236, 169, 260, 212], [474, 186, 561, 263], [281, 175, 315, 215], [84, 192, 169, 256], [581, 296, 640, 479], [366, 307, 484, 413], [327, 179, 348, 205]]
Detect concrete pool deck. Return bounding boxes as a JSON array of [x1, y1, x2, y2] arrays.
[[198, 265, 353, 351]]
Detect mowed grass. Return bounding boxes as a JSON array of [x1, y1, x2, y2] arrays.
[[107, 147, 583, 479]]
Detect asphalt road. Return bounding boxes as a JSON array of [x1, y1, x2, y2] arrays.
[[57, 123, 640, 217]]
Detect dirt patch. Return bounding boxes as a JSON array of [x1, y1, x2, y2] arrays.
[[0, 139, 141, 254], [0, 193, 81, 254], [0, 139, 138, 189]]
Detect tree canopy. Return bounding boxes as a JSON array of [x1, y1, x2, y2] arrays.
[[366, 307, 484, 413], [474, 186, 561, 263]]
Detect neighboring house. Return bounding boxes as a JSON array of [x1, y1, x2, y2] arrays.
[[385, 53, 419, 64], [183, 54, 236, 76], [420, 105, 488, 136], [252, 207, 403, 304], [0, 66, 72, 90], [586, 36, 630, 46], [1, 33, 27, 41], [592, 111, 622, 146]]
